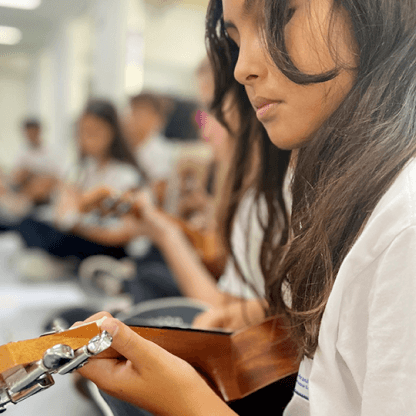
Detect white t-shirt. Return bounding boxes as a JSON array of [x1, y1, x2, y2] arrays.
[[135, 133, 175, 181], [48, 157, 141, 229], [217, 192, 266, 298], [284, 158, 416, 415], [77, 157, 141, 193], [12, 144, 64, 178]]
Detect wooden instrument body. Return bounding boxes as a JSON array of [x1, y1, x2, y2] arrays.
[[0, 318, 298, 403]]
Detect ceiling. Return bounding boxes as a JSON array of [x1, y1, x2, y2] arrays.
[[0, 0, 210, 77], [0, 0, 92, 58], [144, 0, 209, 8], [0, 0, 210, 56]]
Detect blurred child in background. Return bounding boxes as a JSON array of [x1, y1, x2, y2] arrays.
[[124, 92, 175, 206], [15, 99, 144, 279], [0, 118, 63, 228]]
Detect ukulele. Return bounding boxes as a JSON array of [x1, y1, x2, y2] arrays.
[[0, 317, 299, 412], [79, 187, 228, 278]]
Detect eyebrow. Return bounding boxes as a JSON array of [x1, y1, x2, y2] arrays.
[[243, 0, 255, 14], [224, 21, 237, 30], [224, 0, 255, 28]]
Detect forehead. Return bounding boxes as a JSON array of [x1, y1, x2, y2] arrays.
[[222, 0, 260, 19], [81, 114, 107, 127]]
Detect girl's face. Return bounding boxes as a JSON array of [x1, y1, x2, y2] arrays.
[[197, 110, 229, 158], [196, 96, 238, 159], [222, 0, 357, 150], [79, 114, 114, 160]]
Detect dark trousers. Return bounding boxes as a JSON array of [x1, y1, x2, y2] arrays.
[[17, 217, 126, 261], [126, 246, 182, 304]]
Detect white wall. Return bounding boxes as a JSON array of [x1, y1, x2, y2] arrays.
[[142, 2, 208, 97], [0, 57, 28, 172], [24, 12, 94, 169]]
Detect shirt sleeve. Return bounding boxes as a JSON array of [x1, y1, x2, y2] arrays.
[[105, 164, 141, 193], [361, 225, 416, 415], [217, 193, 265, 298]]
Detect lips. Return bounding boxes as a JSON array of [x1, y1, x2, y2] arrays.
[[251, 97, 281, 109], [250, 97, 283, 120], [250, 97, 282, 121], [257, 102, 277, 116]]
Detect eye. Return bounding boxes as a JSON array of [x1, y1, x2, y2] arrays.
[[225, 29, 240, 49], [285, 7, 296, 24], [227, 36, 240, 49]]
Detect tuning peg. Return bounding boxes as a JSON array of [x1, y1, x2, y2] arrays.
[[0, 385, 11, 412], [58, 331, 112, 375], [0, 331, 112, 411], [43, 344, 74, 370], [6, 344, 74, 396]]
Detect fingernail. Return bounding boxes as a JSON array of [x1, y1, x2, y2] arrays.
[[96, 316, 107, 327], [100, 318, 119, 336]]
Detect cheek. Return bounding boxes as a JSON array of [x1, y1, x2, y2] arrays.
[[286, 20, 334, 74], [101, 133, 114, 153], [285, 1, 356, 76], [267, 76, 354, 150]]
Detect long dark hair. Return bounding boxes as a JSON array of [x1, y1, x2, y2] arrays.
[[207, 0, 416, 358], [80, 99, 146, 182]]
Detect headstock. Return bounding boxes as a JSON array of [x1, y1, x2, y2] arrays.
[[0, 320, 112, 412]]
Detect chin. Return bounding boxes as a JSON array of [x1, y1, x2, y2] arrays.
[[268, 135, 301, 151], [266, 127, 310, 151]]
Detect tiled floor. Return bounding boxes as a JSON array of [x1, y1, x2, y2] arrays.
[[0, 232, 104, 416]]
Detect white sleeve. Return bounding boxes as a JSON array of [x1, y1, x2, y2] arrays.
[[217, 259, 259, 298], [360, 225, 416, 415], [104, 164, 141, 193], [11, 147, 31, 172], [217, 194, 265, 298], [112, 167, 141, 192]]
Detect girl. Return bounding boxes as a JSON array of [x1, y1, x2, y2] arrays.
[[18, 99, 144, 269], [78, 0, 416, 415]]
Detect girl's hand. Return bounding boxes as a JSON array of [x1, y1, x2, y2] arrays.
[[55, 184, 81, 215], [77, 312, 236, 416], [54, 185, 82, 230], [132, 189, 183, 245], [192, 299, 267, 331]]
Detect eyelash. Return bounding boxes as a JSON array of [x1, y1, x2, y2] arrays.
[[224, 30, 239, 48], [228, 37, 239, 49], [224, 6, 296, 47], [285, 7, 296, 24]]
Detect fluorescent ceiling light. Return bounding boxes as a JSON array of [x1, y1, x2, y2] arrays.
[[0, 0, 41, 10], [0, 26, 22, 45]]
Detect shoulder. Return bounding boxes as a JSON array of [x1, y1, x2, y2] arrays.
[[314, 160, 416, 414], [370, 158, 416, 231], [342, 158, 416, 278]]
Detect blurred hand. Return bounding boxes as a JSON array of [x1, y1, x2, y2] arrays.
[[131, 189, 183, 245], [192, 299, 267, 331], [55, 184, 81, 220], [76, 312, 234, 416]]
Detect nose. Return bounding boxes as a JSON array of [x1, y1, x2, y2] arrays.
[[234, 37, 265, 86]]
